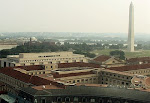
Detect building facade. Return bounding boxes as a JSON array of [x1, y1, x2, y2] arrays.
[[0, 52, 87, 68]]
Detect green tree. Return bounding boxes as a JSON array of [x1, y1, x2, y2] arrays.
[[110, 50, 125, 60]]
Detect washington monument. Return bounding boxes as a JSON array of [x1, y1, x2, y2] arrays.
[[128, 2, 134, 52]]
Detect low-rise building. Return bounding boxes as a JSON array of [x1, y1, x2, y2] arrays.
[[1, 64, 150, 102], [127, 57, 150, 65], [0, 52, 87, 68], [91, 55, 125, 67], [98, 69, 133, 87], [108, 63, 150, 76]]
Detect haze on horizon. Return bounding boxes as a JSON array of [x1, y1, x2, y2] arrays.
[[0, 0, 150, 33]]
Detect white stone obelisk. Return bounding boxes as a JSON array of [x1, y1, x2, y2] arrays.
[[128, 2, 134, 52]]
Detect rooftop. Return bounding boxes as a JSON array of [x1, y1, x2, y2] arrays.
[[52, 71, 94, 78], [0, 67, 64, 88], [128, 57, 150, 62], [145, 77, 150, 87], [32, 85, 63, 90], [93, 55, 111, 62], [101, 69, 134, 77], [16, 65, 44, 71], [58, 62, 100, 68], [108, 63, 150, 72], [76, 83, 108, 87]]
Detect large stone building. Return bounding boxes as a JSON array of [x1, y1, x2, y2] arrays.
[[0, 52, 87, 68], [0, 66, 150, 103], [1, 53, 150, 102]]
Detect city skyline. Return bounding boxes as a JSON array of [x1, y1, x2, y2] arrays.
[[0, 0, 150, 33]]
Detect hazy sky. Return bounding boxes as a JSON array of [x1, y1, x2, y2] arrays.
[[0, 0, 150, 33]]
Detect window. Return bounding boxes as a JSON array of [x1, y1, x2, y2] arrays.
[[39, 62, 43, 65], [41, 98, 46, 103], [112, 61, 115, 63], [107, 100, 112, 103], [34, 99, 37, 103], [80, 60, 83, 62], [82, 98, 87, 102], [74, 97, 78, 102], [21, 63, 25, 66], [126, 83, 129, 85], [57, 97, 62, 102], [65, 97, 70, 102], [30, 63, 34, 65], [73, 80, 75, 83], [99, 99, 104, 103], [57, 61, 60, 63], [73, 60, 76, 62], [65, 61, 68, 63], [9, 63, 11, 67], [90, 99, 95, 102]]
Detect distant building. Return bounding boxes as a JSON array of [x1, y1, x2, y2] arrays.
[[30, 37, 37, 42], [90, 55, 125, 67], [108, 63, 150, 76], [127, 57, 150, 65], [0, 43, 17, 51], [0, 52, 87, 68]]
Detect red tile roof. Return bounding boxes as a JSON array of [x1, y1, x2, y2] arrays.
[[0, 67, 64, 88], [93, 55, 111, 62], [108, 63, 150, 72], [53, 71, 94, 78], [17, 65, 44, 71], [145, 77, 150, 86], [58, 62, 100, 68], [128, 57, 150, 62]]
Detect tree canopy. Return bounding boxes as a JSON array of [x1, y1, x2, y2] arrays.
[[110, 50, 125, 60]]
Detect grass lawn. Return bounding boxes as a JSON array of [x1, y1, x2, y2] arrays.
[[91, 49, 150, 58]]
